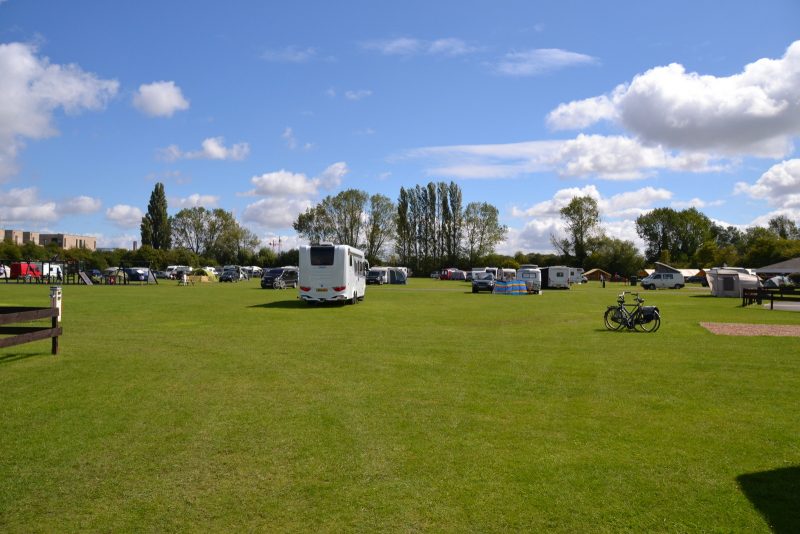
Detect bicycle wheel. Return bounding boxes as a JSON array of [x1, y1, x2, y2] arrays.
[[636, 310, 661, 332], [604, 308, 624, 331]]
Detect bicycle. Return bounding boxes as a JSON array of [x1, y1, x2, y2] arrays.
[[604, 291, 661, 332]]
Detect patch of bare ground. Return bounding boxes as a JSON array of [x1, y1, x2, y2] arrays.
[[700, 322, 800, 337]]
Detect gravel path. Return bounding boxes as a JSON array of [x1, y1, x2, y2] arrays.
[[700, 322, 800, 337]]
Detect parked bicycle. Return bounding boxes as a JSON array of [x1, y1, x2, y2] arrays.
[[604, 291, 661, 332]]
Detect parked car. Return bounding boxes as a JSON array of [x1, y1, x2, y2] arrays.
[[686, 275, 709, 286], [366, 268, 388, 285], [152, 270, 170, 279], [123, 267, 150, 281], [220, 269, 239, 282], [261, 267, 298, 289], [472, 272, 495, 293]]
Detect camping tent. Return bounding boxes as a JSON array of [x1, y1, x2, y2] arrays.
[[707, 267, 761, 297], [584, 268, 611, 281]]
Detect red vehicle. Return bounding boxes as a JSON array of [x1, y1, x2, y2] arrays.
[[10, 262, 42, 279]]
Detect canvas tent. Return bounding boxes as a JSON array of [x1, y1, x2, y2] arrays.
[[706, 267, 761, 297], [584, 268, 611, 281], [754, 257, 800, 277]]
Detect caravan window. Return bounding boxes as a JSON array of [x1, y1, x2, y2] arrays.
[[310, 246, 335, 266], [556, 272, 564, 278]]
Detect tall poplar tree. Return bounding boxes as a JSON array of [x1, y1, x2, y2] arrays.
[[140, 182, 171, 250]]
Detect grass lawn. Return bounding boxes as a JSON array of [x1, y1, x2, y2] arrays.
[[1, 278, 799, 532]]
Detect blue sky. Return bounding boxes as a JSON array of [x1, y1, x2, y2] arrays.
[[1, 1, 799, 253]]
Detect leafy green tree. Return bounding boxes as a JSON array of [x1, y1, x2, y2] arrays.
[[767, 215, 800, 239], [363, 193, 396, 264], [463, 202, 507, 266], [140, 182, 171, 250], [552, 196, 601, 268], [587, 235, 644, 277]]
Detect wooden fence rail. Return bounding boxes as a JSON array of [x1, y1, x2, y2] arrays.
[[742, 288, 800, 310], [0, 306, 61, 355]]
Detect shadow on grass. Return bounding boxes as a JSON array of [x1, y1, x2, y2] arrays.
[[0, 351, 45, 364], [737, 466, 800, 533], [249, 300, 350, 310]]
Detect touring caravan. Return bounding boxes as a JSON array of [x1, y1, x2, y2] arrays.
[[706, 267, 761, 297], [542, 266, 570, 289], [299, 244, 368, 304], [517, 266, 542, 294]]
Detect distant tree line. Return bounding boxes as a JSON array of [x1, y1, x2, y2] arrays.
[[5, 185, 798, 277], [293, 181, 508, 275], [549, 195, 800, 275]]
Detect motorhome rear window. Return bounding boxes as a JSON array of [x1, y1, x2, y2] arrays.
[[310, 246, 335, 266]]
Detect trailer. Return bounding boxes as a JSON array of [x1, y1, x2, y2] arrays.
[[542, 266, 570, 289], [299, 244, 368, 304]]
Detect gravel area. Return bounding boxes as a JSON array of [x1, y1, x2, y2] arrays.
[[700, 322, 800, 337]]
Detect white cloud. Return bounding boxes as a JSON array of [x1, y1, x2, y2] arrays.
[[406, 134, 721, 180], [504, 185, 661, 254], [547, 40, 800, 157], [159, 137, 250, 161], [105, 204, 143, 228], [282, 127, 298, 149], [174, 193, 219, 209], [670, 197, 725, 210], [133, 81, 189, 118], [345, 89, 372, 101], [261, 46, 317, 63], [243, 197, 314, 228], [0, 187, 58, 223], [317, 161, 348, 188], [247, 170, 320, 197], [494, 48, 598, 77], [510, 184, 673, 221], [0, 42, 118, 181], [735, 159, 800, 210], [362, 37, 476, 57], [240, 162, 349, 231], [62, 195, 102, 214]]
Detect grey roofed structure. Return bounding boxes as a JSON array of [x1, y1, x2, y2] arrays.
[[754, 257, 800, 276]]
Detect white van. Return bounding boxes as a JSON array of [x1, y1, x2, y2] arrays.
[[299, 244, 368, 304], [569, 267, 585, 284], [640, 272, 684, 290], [544, 266, 570, 289]]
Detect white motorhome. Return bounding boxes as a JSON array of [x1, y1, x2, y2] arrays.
[[543, 266, 570, 289], [299, 244, 368, 304], [569, 267, 585, 284]]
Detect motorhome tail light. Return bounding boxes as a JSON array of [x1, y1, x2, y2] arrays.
[[300, 286, 311, 292], [332, 286, 346, 292]]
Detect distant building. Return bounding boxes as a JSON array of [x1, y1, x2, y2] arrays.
[[2, 229, 96, 251], [39, 233, 97, 251]]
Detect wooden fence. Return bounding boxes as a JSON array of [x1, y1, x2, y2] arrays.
[[0, 306, 62, 355]]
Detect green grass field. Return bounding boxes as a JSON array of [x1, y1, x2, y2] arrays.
[[1, 279, 799, 532]]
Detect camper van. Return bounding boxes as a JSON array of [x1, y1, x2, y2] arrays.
[[299, 244, 368, 304], [640, 272, 684, 290], [569, 267, 585, 284], [517, 266, 542, 294], [543, 266, 570, 289]]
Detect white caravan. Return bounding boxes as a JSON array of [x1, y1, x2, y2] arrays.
[[299, 244, 368, 304], [544, 266, 570, 289], [517, 266, 542, 294]]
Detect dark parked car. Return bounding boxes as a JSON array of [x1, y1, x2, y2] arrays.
[[472, 272, 495, 293], [686, 275, 709, 286], [261, 267, 298, 289], [220, 269, 239, 282], [366, 269, 387, 285]]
